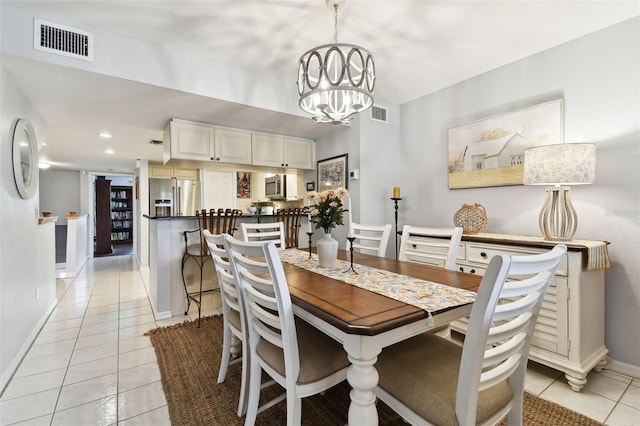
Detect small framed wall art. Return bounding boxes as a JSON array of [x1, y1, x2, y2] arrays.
[[317, 153, 348, 191]]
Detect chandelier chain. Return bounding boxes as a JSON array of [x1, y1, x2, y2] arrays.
[[333, 3, 339, 44]]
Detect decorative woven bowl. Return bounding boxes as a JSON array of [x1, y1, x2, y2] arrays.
[[453, 203, 487, 234]]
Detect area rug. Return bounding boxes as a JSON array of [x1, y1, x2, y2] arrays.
[[148, 316, 603, 425]]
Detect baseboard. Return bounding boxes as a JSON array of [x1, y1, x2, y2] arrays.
[[0, 298, 57, 396], [607, 357, 640, 379], [154, 310, 173, 320]]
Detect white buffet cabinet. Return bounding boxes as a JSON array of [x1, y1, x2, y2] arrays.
[[404, 232, 609, 392]]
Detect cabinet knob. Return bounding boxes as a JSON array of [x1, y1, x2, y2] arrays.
[[480, 252, 487, 258], [285, 163, 288, 167], [470, 269, 476, 274], [459, 267, 464, 272], [281, 163, 285, 167], [216, 157, 221, 161], [210, 157, 214, 161]]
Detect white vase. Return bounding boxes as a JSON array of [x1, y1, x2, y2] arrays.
[[317, 233, 339, 268]]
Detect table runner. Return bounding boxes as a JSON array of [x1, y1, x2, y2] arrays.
[[279, 249, 476, 315]]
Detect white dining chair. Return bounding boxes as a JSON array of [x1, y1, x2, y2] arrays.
[[223, 235, 350, 426], [351, 223, 392, 257], [240, 222, 286, 248], [398, 225, 463, 270], [203, 230, 253, 417], [374, 244, 567, 426]]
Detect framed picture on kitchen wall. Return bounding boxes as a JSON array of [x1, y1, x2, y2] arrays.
[[237, 172, 251, 198], [447, 98, 564, 189], [317, 154, 348, 191]]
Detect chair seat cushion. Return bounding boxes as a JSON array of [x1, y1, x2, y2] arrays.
[[227, 309, 241, 332], [257, 319, 349, 385], [376, 333, 512, 426]]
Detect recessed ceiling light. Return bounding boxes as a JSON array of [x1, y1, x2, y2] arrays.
[[105, 148, 114, 154], [99, 132, 112, 139], [39, 162, 50, 169]]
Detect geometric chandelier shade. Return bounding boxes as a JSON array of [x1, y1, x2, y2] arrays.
[[297, 0, 375, 125]]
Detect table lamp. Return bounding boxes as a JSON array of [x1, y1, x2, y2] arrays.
[[523, 143, 596, 241]]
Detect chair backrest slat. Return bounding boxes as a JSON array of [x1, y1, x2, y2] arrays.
[[398, 225, 463, 270], [352, 223, 392, 257], [241, 222, 286, 248]]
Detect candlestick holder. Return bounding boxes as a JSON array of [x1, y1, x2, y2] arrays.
[[343, 236, 357, 274], [306, 232, 314, 260], [391, 197, 403, 260]]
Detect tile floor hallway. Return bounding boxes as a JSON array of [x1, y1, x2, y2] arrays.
[[1, 254, 639, 425]]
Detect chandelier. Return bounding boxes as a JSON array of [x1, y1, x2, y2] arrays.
[[297, 0, 375, 125]]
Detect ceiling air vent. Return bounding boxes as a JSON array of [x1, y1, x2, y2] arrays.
[[370, 105, 388, 123], [34, 19, 94, 61]]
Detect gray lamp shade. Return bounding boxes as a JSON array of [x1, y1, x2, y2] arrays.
[[523, 143, 596, 185]]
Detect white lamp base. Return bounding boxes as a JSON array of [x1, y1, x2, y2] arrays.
[[539, 186, 577, 242]]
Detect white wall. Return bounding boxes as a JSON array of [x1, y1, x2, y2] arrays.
[[396, 18, 639, 367], [39, 169, 81, 226], [0, 67, 56, 389]]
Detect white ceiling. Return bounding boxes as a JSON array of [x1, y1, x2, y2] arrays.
[[2, 0, 638, 173]]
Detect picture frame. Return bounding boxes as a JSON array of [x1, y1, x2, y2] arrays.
[[236, 171, 251, 199], [306, 182, 315, 191], [447, 98, 564, 189], [317, 154, 348, 191]]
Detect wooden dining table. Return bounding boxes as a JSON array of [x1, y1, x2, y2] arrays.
[[280, 249, 482, 426]]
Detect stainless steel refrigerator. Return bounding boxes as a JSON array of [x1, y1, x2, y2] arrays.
[[149, 178, 201, 216]]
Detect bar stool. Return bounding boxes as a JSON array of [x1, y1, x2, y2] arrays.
[[182, 208, 242, 325], [275, 208, 302, 248]]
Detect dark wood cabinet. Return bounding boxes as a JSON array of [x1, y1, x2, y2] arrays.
[[95, 178, 113, 255]]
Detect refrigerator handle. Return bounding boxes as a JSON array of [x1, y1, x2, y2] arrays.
[[172, 185, 177, 216], [177, 186, 182, 216]]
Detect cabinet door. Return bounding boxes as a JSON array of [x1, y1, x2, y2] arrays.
[[149, 165, 174, 179], [284, 138, 314, 170], [252, 134, 284, 167], [173, 167, 198, 180], [214, 128, 252, 164], [170, 121, 215, 160]]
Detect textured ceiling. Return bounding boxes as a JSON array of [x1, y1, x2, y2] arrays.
[[2, 0, 638, 172]]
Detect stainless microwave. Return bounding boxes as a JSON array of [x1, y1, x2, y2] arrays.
[[265, 175, 286, 200]]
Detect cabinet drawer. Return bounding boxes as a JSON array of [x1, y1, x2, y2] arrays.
[[466, 244, 568, 276]]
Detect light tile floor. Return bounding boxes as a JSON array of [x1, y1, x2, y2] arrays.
[[1, 254, 638, 425]]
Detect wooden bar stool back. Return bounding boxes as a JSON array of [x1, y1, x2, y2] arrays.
[[275, 208, 302, 248]]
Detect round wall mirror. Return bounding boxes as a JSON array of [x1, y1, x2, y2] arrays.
[[12, 118, 39, 199]]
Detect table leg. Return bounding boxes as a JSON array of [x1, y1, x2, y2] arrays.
[[347, 354, 379, 425]]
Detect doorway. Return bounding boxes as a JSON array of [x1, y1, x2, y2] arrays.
[[93, 174, 134, 257]]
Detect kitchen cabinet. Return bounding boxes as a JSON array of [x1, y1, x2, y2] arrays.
[[252, 134, 315, 170], [110, 186, 133, 243], [402, 232, 608, 392], [163, 120, 252, 165], [149, 165, 198, 180]]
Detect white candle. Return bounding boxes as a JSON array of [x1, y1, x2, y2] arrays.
[[307, 212, 312, 233], [346, 197, 354, 237]]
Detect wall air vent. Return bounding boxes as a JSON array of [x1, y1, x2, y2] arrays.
[[370, 105, 388, 123], [149, 139, 163, 145], [34, 19, 94, 61]]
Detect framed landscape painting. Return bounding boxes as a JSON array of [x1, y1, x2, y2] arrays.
[[317, 154, 348, 191], [448, 99, 564, 189]]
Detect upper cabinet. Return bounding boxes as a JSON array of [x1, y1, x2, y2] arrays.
[[149, 165, 198, 180], [163, 120, 252, 165], [163, 119, 316, 170], [252, 134, 316, 170]]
